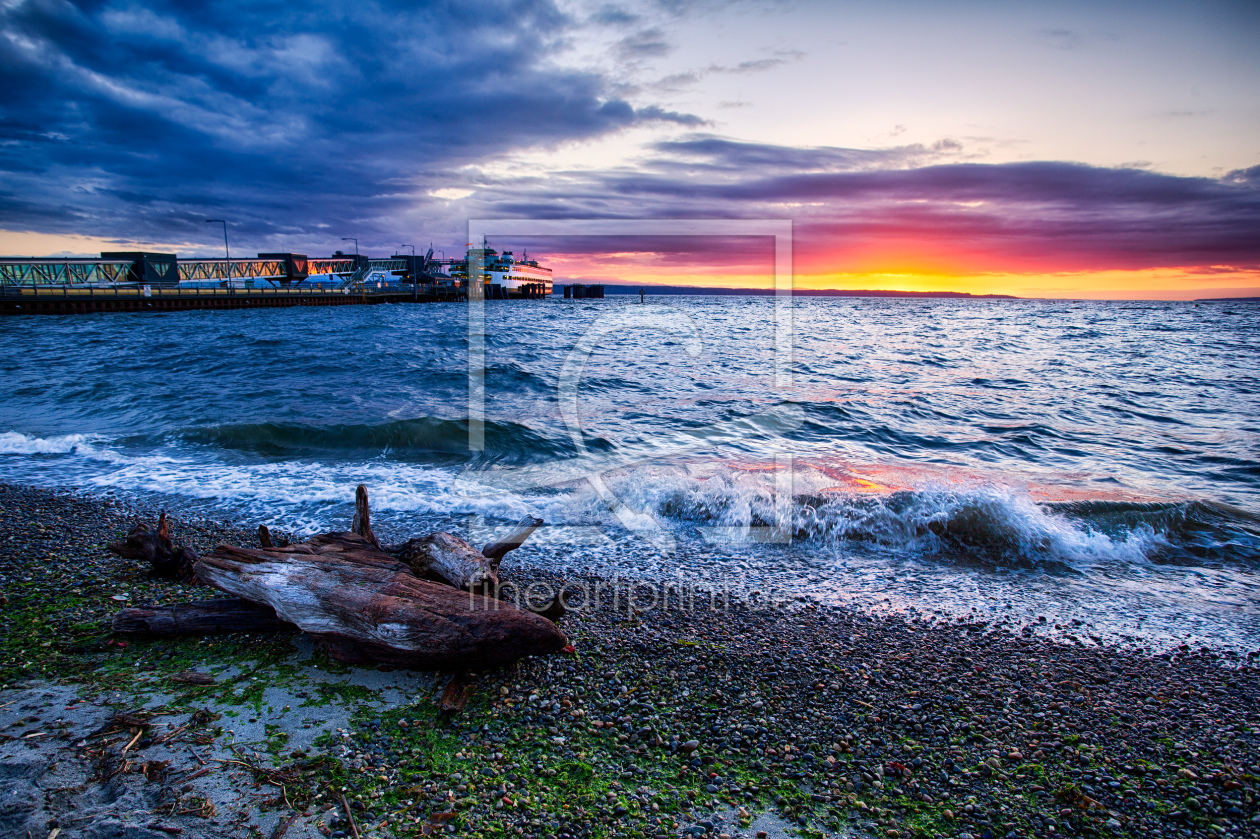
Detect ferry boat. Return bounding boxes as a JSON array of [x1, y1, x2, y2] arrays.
[[447, 243, 552, 299]]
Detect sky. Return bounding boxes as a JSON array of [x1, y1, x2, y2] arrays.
[[1, 0, 1258, 298]]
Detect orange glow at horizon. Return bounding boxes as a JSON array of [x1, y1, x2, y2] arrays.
[[545, 252, 1260, 301]]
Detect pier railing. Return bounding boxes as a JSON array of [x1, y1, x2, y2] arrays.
[[0, 284, 360, 299], [0, 281, 467, 314]]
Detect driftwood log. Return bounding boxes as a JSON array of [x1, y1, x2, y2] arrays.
[[196, 532, 567, 670], [113, 598, 289, 635], [108, 484, 566, 672], [107, 512, 199, 580]]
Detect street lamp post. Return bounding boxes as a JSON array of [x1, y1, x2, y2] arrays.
[[400, 245, 416, 301], [341, 237, 360, 291], [206, 219, 229, 282]]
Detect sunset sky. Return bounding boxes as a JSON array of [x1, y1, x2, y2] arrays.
[[1, 0, 1257, 298]]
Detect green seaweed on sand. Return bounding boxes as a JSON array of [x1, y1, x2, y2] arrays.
[[302, 682, 378, 707]]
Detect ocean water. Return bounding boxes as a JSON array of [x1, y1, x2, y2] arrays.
[[2, 296, 1257, 651]]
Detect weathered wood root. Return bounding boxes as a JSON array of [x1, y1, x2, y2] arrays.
[[352, 484, 380, 549], [353, 486, 546, 593], [107, 512, 199, 581], [536, 590, 569, 624], [196, 533, 568, 670], [388, 515, 545, 593], [390, 531, 499, 593], [440, 673, 474, 712], [482, 516, 544, 565], [112, 598, 290, 635], [258, 525, 289, 549]]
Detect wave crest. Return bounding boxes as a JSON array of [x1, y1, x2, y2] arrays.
[[576, 464, 1257, 568], [0, 431, 94, 455]]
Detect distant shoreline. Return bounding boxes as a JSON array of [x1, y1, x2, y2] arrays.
[[573, 286, 1260, 302], [594, 285, 1019, 299]]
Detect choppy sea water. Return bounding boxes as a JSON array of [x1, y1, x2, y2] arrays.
[[1, 296, 1257, 651]]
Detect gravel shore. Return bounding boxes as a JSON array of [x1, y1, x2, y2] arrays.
[[0, 483, 1257, 839]]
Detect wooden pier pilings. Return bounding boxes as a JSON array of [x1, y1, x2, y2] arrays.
[[0, 285, 462, 315], [561, 284, 605, 299]]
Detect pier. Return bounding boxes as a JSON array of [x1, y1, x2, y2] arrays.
[[0, 246, 569, 315], [0, 251, 461, 315], [0, 284, 456, 315]]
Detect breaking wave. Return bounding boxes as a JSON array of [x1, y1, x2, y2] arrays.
[[0, 431, 96, 455], [571, 464, 1260, 569]]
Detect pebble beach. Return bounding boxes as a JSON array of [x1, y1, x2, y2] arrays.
[[1, 483, 1258, 839]]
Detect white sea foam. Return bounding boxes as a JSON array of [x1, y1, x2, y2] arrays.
[[0, 429, 1211, 567], [0, 431, 95, 455], [0, 428, 1254, 649], [550, 462, 1160, 566], [83, 452, 534, 528], [0, 430, 537, 533]]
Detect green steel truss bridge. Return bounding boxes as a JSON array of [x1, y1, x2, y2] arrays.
[[0, 258, 135, 286], [0, 252, 412, 288]]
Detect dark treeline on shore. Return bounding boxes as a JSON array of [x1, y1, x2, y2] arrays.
[[587, 286, 1020, 299]]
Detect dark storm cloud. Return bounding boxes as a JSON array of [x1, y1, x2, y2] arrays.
[[644, 55, 795, 94], [724, 57, 788, 73], [650, 135, 962, 173], [0, 0, 696, 253], [613, 27, 673, 59], [3, 0, 1256, 278], [590, 4, 640, 25], [464, 137, 1260, 273], [505, 235, 774, 264], [1224, 165, 1260, 187]]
